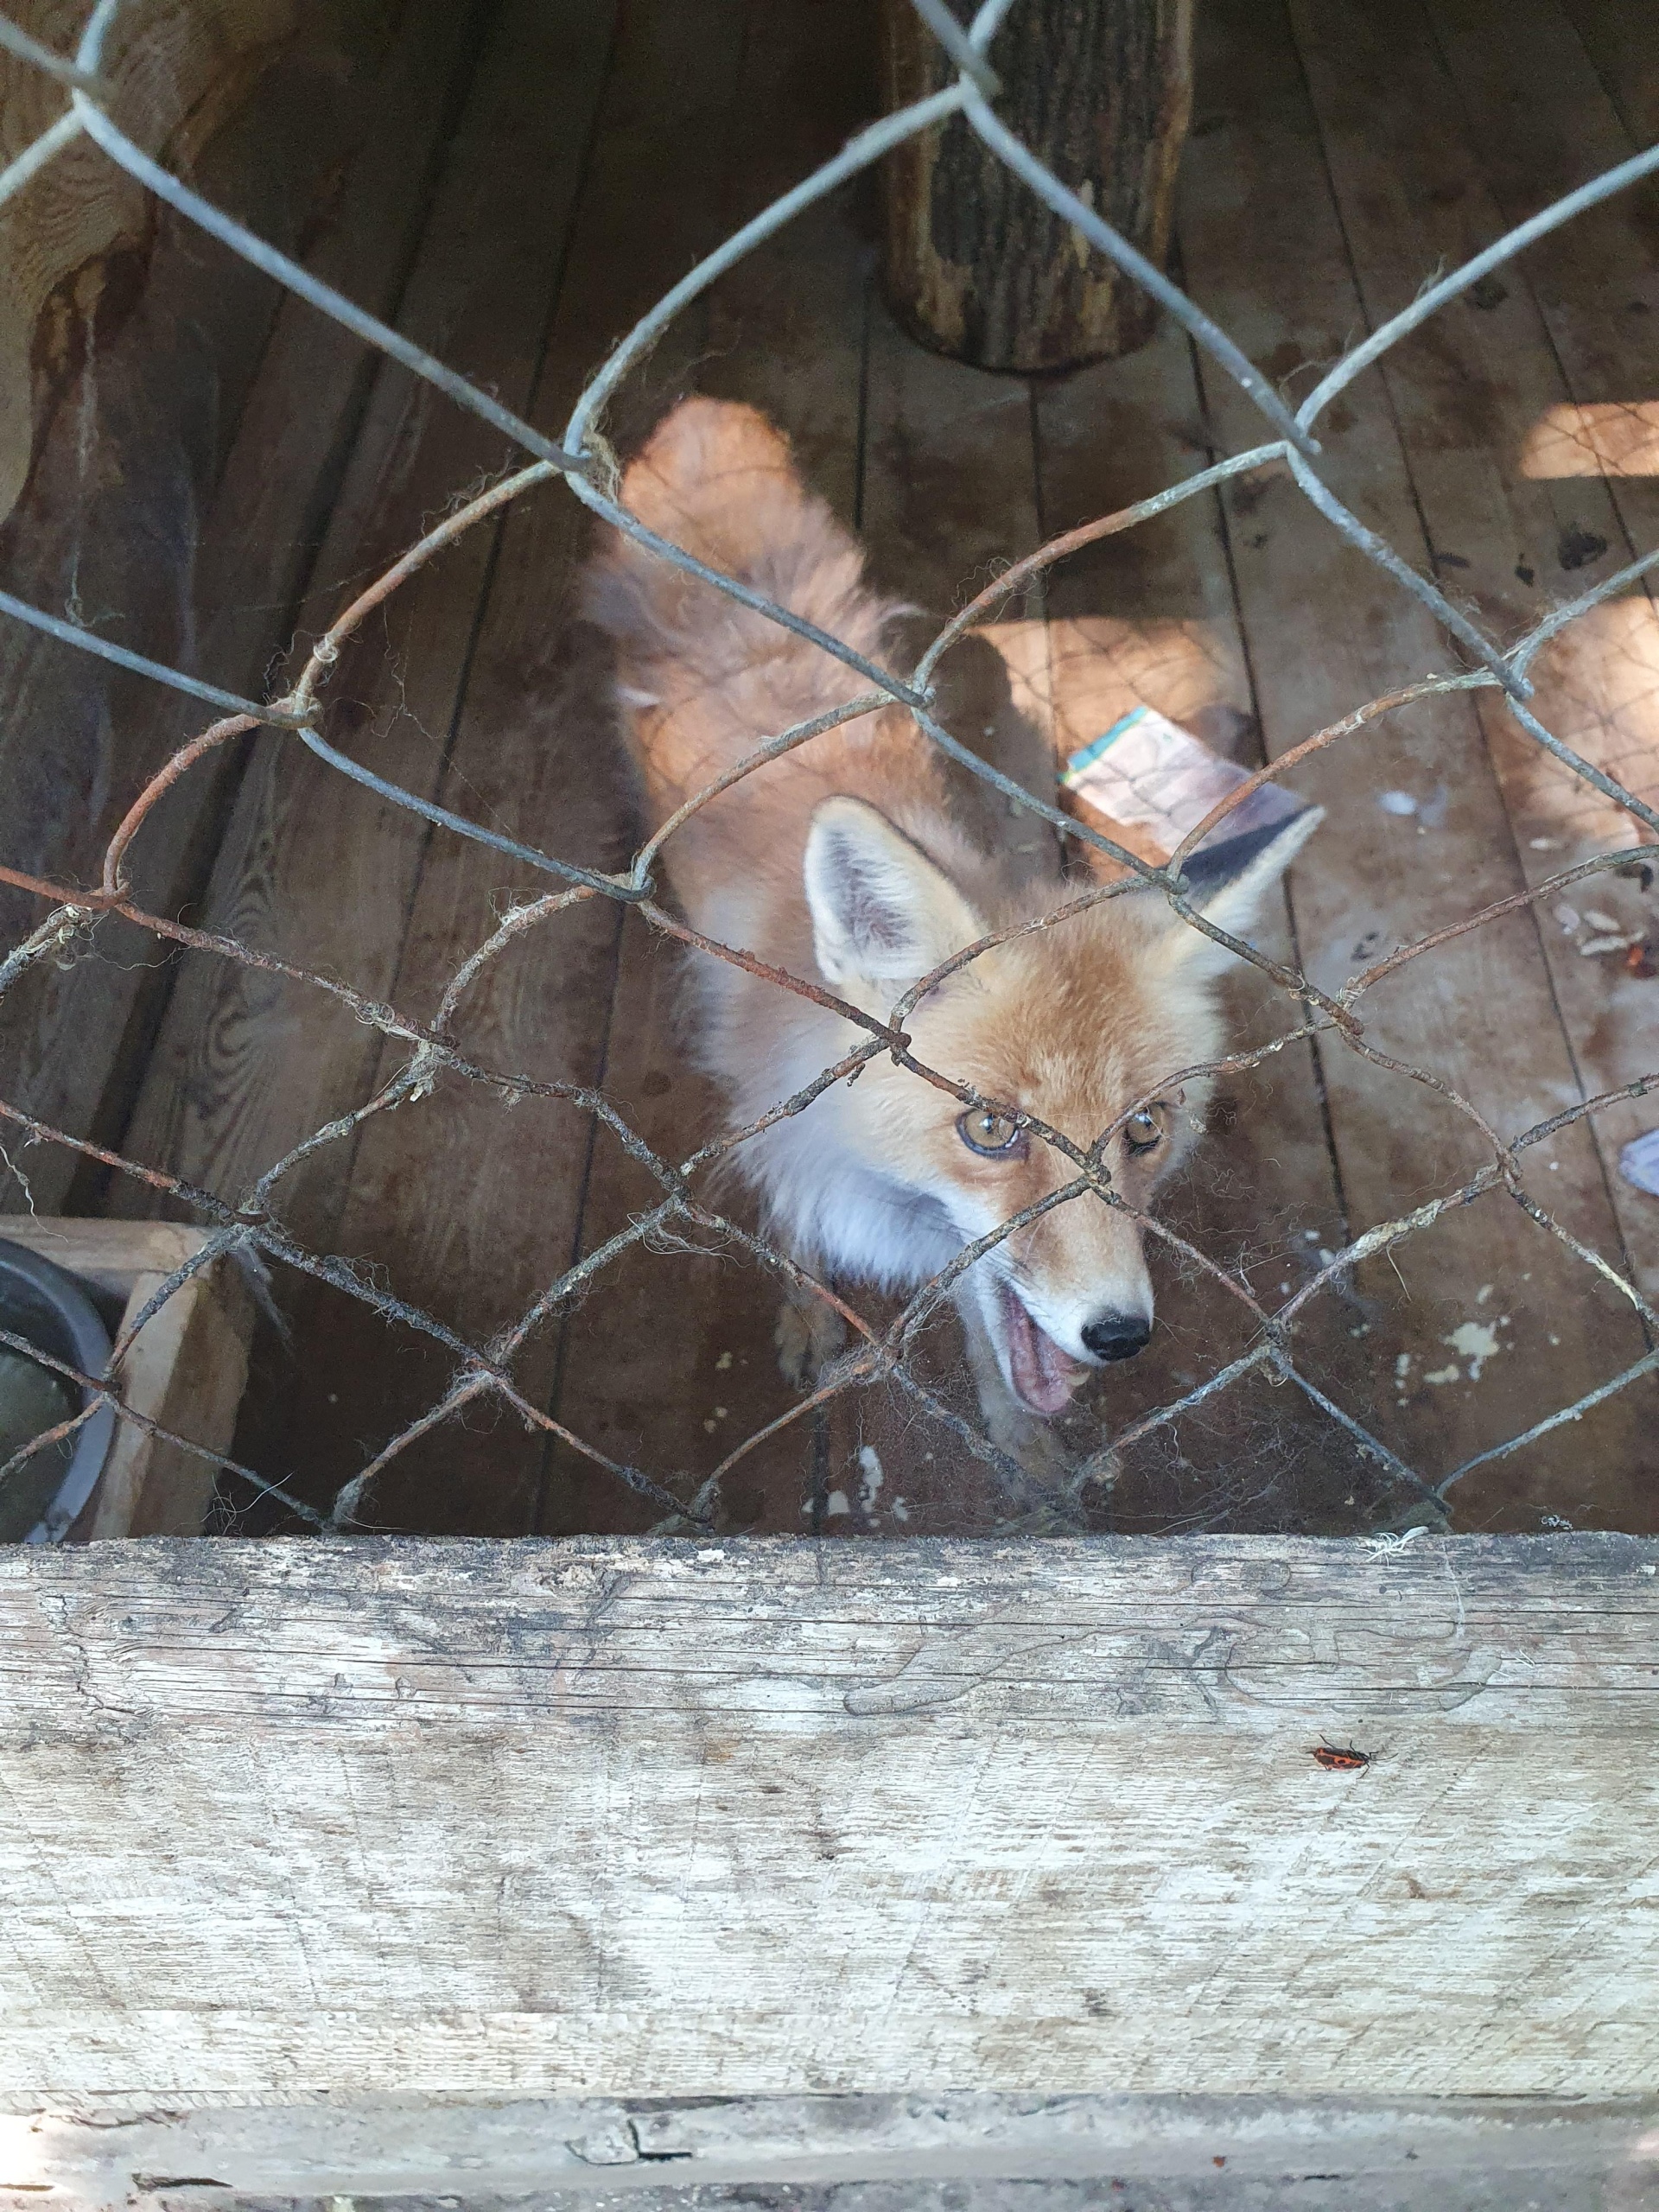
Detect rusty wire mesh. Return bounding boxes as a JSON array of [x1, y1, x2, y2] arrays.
[[1, 0, 1658, 1540]]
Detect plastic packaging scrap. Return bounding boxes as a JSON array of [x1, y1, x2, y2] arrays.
[[1619, 1128, 1659, 1197]]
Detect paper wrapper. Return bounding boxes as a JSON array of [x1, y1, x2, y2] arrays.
[[1060, 703, 1313, 877]]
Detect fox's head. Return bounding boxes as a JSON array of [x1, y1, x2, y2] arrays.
[[799, 794, 1320, 1418]]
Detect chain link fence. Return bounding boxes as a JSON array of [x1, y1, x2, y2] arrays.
[[1, 0, 1656, 1539]]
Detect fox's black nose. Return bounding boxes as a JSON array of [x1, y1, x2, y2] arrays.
[[1082, 1312, 1153, 1362]]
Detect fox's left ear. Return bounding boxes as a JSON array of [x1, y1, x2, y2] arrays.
[[1154, 806, 1325, 979], [804, 797, 983, 1001]]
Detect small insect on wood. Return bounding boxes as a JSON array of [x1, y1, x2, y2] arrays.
[[1311, 1742, 1375, 1772]]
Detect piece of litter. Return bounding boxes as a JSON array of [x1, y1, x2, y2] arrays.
[[1424, 1363, 1460, 1385], [1304, 1228, 1319, 1242], [1060, 703, 1315, 863], [857, 1443, 884, 1511], [1529, 836, 1561, 850], [824, 1489, 850, 1517], [715, 1351, 733, 1370], [1620, 1128, 1659, 1196], [702, 1419, 716, 1433], [1584, 908, 1619, 931], [1476, 1283, 1492, 1304], [1580, 932, 1636, 956], [1395, 1352, 1413, 1379], [1367, 1524, 1432, 1554], [1548, 1160, 1560, 1171], [1379, 789, 1418, 816], [1554, 904, 1581, 933], [1444, 1320, 1502, 1381]]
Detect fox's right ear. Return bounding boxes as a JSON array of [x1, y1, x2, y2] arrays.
[[1155, 804, 1324, 981], [804, 798, 982, 1001]]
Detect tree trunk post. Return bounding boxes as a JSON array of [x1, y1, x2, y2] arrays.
[[880, 0, 1193, 372]]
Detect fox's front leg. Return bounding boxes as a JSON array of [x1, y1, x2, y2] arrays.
[[774, 1255, 847, 1393], [952, 1284, 1073, 1488]]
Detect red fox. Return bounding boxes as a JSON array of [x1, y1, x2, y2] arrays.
[[587, 398, 1318, 1478]]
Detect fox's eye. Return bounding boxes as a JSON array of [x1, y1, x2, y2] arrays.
[[1123, 1103, 1169, 1155], [957, 1107, 1025, 1157]]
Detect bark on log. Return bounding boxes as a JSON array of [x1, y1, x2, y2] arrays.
[[880, 0, 1193, 372]]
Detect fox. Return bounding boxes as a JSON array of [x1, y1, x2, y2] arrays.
[[586, 397, 1318, 1480]]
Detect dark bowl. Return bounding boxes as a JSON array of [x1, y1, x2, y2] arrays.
[[0, 1238, 118, 1543]]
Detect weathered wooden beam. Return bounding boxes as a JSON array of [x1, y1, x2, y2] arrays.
[[0, 1533, 1654, 2102], [4, 2088, 1657, 2201]]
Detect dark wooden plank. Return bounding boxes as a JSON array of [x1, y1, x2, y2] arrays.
[[114, 0, 626, 1535], [1286, 0, 1659, 1483], [1389, 0, 1659, 1303], [0, 0, 474, 1214], [1176, 0, 1655, 1530], [1029, 328, 1372, 1535], [540, 0, 880, 1540], [1557, 0, 1659, 143], [224, 0, 762, 1535]]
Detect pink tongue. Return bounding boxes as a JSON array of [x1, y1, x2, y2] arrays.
[[1001, 1285, 1085, 1416]]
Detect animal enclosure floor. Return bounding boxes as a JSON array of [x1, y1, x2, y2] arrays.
[[102, 0, 1659, 1539]]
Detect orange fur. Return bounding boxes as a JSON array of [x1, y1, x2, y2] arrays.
[[588, 398, 1315, 1469]]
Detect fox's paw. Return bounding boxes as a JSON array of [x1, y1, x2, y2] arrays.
[[775, 1295, 847, 1393]]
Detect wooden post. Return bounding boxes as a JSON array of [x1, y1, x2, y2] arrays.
[[879, 0, 1192, 372]]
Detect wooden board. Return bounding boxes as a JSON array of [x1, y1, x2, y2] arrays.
[[1, 0, 480, 1215], [1027, 327, 1370, 1535], [1176, 0, 1656, 1530], [113, 0, 623, 1533], [543, 0, 880, 1541], [306, 0, 763, 1539], [0, 1533, 1655, 2100], [7, 2089, 1656, 2200], [0, 1217, 252, 1535], [1558, 0, 1659, 142], [1287, 0, 1659, 1306]]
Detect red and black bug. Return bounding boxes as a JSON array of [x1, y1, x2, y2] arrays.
[[1310, 1741, 1373, 1771]]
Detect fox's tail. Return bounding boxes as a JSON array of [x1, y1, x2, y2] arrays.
[[585, 398, 894, 732]]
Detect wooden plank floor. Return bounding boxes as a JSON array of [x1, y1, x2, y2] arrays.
[[101, 0, 1659, 1539]]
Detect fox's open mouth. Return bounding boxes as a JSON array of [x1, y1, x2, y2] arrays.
[[999, 1283, 1089, 1416]]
